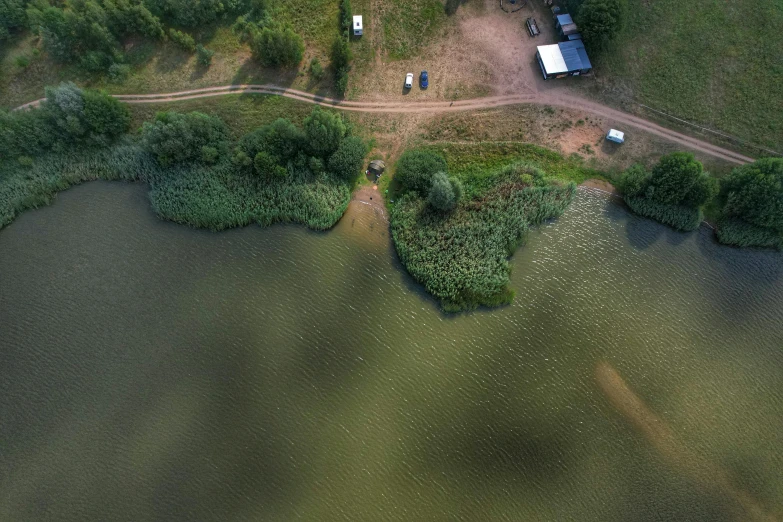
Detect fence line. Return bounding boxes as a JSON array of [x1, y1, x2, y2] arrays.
[[638, 104, 782, 158]]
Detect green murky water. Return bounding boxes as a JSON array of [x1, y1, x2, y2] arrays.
[[1, 182, 782, 521]]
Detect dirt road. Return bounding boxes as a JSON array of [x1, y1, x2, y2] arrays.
[[16, 84, 754, 165]]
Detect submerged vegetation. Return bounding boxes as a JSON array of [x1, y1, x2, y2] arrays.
[[0, 83, 365, 232], [390, 147, 581, 312]]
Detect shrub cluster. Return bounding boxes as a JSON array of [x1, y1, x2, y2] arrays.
[[251, 23, 305, 67], [332, 37, 352, 97], [0, 82, 130, 161], [576, 0, 626, 53], [0, 0, 27, 41], [339, 0, 352, 36], [141, 111, 230, 166], [169, 28, 196, 52], [618, 152, 716, 231], [716, 158, 783, 249], [391, 157, 576, 311]]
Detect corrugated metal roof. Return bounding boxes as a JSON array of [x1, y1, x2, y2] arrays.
[[559, 40, 592, 71], [556, 14, 574, 26], [537, 44, 568, 74]]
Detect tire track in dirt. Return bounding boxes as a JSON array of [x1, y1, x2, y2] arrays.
[[15, 84, 755, 165]]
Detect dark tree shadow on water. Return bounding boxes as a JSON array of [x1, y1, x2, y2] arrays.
[[625, 213, 665, 250]]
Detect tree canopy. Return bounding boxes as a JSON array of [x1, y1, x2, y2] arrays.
[[394, 150, 448, 196], [576, 0, 625, 52], [721, 158, 783, 232], [304, 107, 347, 158], [141, 111, 229, 165], [427, 172, 463, 212], [251, 23, 305, 67]]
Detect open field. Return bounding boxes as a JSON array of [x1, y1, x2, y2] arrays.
[[580, 0, 783, 152]]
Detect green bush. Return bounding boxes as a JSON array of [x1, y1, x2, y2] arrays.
[[394, 149, 448, 196], [576, 0, 625, 53], [168, 28, 196, 52], [141, 111, 230, 166], [108, 63, 132, 84], [624, 196, 703, 231], [196, 44, 215, 66], [309, 58, 324, 80], [251, 23, 305, 67], [236, 118, 304, 168], [14, 55, 30, 68], [716, 217, 783, 250], [339, 0, 353, 35], [0, 0, 27, 41], [331, 37, 352, 96], [328, 136, 366, 181], [618, 152, 715, 231], [719, 158, 783, 232], [304, 107, 347, 158], [427, 172, 462, 212]]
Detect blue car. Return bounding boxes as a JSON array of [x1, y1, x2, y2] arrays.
[[420, 71, 429, 89]]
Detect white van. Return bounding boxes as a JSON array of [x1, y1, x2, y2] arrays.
[[353, 15, 363, 36]]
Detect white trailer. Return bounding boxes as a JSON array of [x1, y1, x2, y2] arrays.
[[353, 15, 363, 36]]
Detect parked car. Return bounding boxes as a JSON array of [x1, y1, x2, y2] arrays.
[[526, 17, 540, 37], [606, 129, 625, 144], [404, 73, 414, 89], [420, 70, 429, 89]]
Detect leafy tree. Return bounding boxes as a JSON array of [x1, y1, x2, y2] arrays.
[[237, 118, 304, 168], [141, 111, 229, 165], [427, 171, 462, 212], [644, 152, 716, 207], [43, 82, 129, 146], [328, 136, 366, 181], [394, 150, 448, 196], [0, 0, 28, 41], [253, 151, 286, 179], [617, 163, 647, 197], [169, 28, 195, 52], [720, 158, 783, 232], [196, 44, 215, 66], [304, 107, 346, 158], [577, 0, 625, 52], [251, 23, 304, 67]]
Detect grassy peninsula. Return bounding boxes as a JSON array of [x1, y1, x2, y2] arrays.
[[388, 144, 594, 312]]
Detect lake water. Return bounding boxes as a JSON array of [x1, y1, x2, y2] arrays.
[[1, 182, 782, 521]]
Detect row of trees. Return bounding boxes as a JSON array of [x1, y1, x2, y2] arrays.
[[0, 82, 130, 163], [618, 153, 783, 248], [140, 107, 367, 183]]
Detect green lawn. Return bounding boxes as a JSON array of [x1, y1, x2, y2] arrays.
[[590, 0, 783, 151]]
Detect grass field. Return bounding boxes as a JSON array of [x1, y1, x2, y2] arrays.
[[380, 0, 447, 59], [588, 0, 783, 151]]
